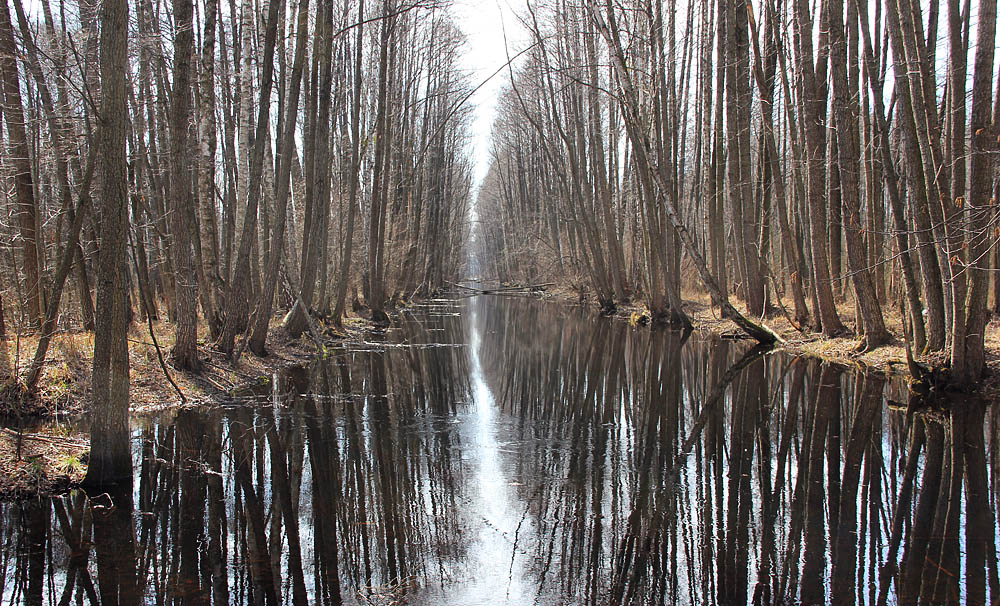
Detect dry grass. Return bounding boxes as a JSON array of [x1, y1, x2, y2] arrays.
[[0, 425, 88, 499], [0, 308, 377, 497], [0, 309, 374, 418]]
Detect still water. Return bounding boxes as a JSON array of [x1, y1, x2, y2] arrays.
[[1, 297, 998, 605]]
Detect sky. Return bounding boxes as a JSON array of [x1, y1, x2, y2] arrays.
[[451, 0, 528, 188]]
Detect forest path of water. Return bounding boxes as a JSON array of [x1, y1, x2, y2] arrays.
[[1, 296, 998, 605]]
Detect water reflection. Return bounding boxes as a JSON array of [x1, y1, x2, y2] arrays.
[[1, 297, 998, 605]]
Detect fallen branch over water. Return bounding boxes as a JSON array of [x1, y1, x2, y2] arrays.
[[1, 427, 89, 449], [444, 281, 553, 295]]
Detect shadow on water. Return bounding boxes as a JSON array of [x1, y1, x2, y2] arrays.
[[1, 296, 998, 605]]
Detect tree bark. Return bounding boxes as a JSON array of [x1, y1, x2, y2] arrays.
[[84, 0, 132, 487], [792, 0, 846, 336], [284, 0, 333, 338], [217, 0, 284, 357], [197, 0, 223, 339], [855, 0, 927, 351], [724, 0, 765, 317], [828, 0, 890, 350], [168, 0, 201, 371], [248, 0, 312, 355], [708, 0, 728, 305], [748, 0, 811, 327], [366, 0, 397, 325], [332, 0, 364, 327], [884, 0, 948, 351], [952, 0, 996, 383]]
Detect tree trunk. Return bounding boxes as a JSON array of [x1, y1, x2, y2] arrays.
[[168, 0, 201, 371], [75, 247, 96, 330], [725, 0, 765, 317], [585, 16, 627, 303], [285, 0, 333, 338], [249, 0, 312, 355], [366, 0, 397, 326], [217, 0, 284, 357], [84, 0, 132, 487], [198, 0, 223, 339], [952, 0, 996, 383], [748, 0, 811, 326], [828, 0, 890, 350], [332, 0, 364, 327], [793, 0, 846, 336], [708, 0, 728, 305], [855, 0, 926, 352], [884, 0, 947, 351]]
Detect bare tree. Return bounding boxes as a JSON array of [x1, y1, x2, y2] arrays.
[[84, 0, 131, 486], [168, 0, 202, 371]]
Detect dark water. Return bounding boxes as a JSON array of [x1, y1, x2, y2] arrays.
[[2, 297, 999, 605]]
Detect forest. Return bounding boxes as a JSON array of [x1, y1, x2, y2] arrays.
[[0, 0, 999, 604], [0, 0, 998, 468], [477, 0, 1000, 382], [0, 0, 475, 480]]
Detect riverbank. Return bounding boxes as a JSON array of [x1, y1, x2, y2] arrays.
[[0, 313, 373, 498], [541, 285, 1000, 387], [5, 290, 998, 499]]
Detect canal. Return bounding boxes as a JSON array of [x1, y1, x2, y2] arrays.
[[1, 296, 997, 605]]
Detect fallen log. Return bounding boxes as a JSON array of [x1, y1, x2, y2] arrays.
[[444, 281, 553, 295]]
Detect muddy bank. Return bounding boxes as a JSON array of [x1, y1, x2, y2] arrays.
[[539, 285, 1000, 388], [0, 313, 377, 498], [5, 291, 999, 500]]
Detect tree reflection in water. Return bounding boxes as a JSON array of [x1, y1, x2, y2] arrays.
[[0, 297, 998, 605]]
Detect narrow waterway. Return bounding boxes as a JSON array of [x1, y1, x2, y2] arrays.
[[2, 296, 998, 605]]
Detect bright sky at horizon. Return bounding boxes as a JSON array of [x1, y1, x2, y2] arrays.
[[452, 0, 528, 190]]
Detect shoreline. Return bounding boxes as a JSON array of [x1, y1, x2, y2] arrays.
[[536, 286, 1000, 385], [4, 292, 999, 499], [0, 314, 374, 499]]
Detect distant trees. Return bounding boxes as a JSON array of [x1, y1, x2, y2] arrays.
[[0, 0, 42, 330], [478, 0, 1000, 378]]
